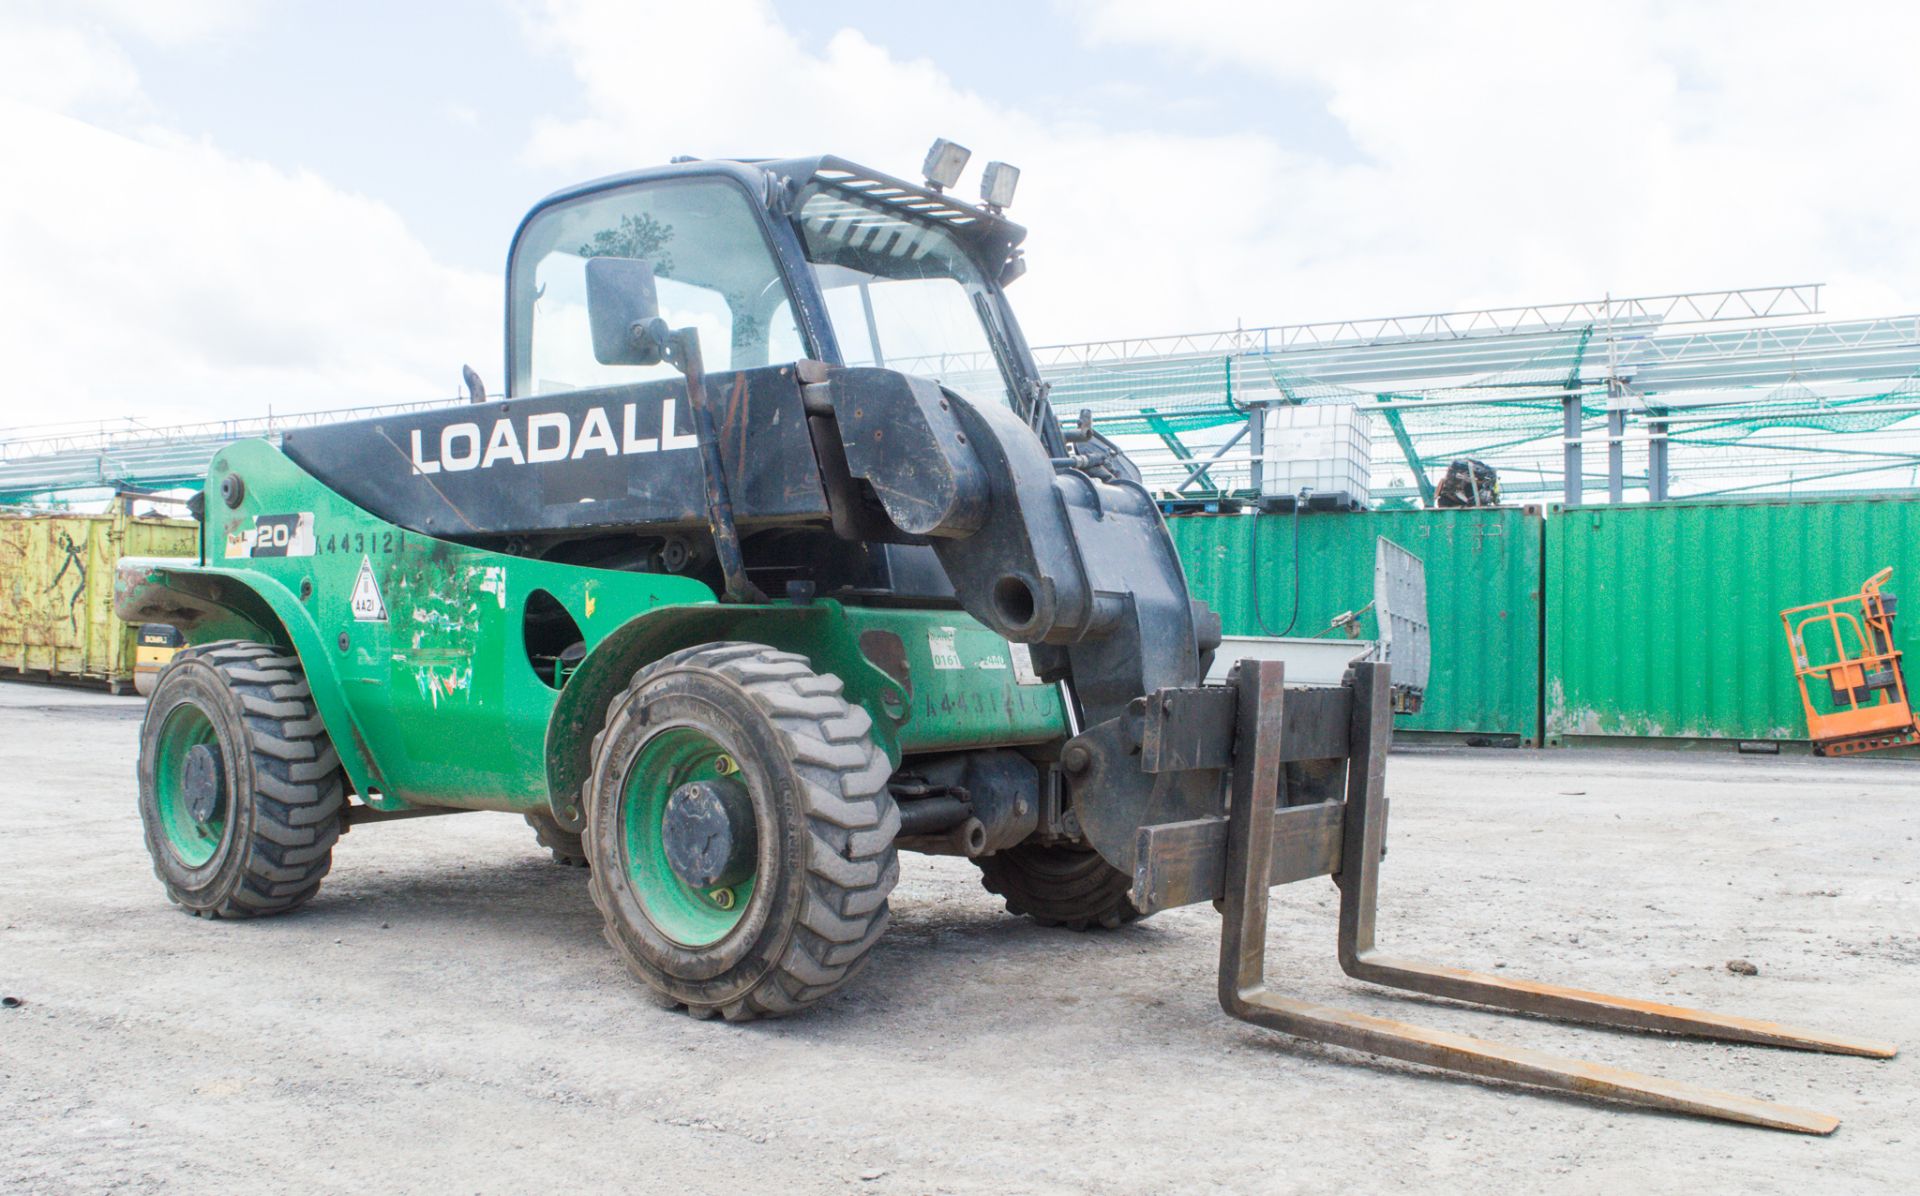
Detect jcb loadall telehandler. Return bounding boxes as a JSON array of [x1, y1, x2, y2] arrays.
[[121, 146, 1891, 1132]]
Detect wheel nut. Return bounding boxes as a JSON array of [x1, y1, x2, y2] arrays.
[[1062, 743, 1092, 774]]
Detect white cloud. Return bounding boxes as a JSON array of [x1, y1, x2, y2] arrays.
[[41, 0, 259, 49], [0, 10, 497, 430], [1073, 0, 1920, 321], [7, 0, 1915, 434], [0, 1, 259, 119], [522, 0, 1920, 351], [0, 19, 146, 115], [521, 0, 1318, 345]]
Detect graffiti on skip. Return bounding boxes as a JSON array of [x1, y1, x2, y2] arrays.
[[46, 531, 86, 634]]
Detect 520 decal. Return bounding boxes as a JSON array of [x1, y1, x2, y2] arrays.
[[225, 513, 316, 559]]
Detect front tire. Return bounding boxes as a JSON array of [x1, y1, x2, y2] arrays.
[[137, 641, 345, 918], [585, 643, 900, 1020]]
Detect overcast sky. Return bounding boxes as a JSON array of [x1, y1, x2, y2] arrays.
[[3, 0, 1917, 429]]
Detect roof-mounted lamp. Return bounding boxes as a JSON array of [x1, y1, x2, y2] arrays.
[[979, 160, 1020, 212], [922, 138, 971, 192]]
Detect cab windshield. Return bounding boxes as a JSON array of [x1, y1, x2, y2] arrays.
[[784, 185, 1018, 412]]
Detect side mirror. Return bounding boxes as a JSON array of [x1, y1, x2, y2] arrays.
[[585, 256, 672, 366]]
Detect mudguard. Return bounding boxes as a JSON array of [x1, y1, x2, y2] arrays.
[[116, 553, 387, 802], [541, 602, 1069, 832]]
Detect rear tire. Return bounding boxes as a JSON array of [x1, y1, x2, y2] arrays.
[[525, 812, 588, 867], [136, 640, 345, 918], [585, 643, 899, 1020], [975, 841, 1144, 930]]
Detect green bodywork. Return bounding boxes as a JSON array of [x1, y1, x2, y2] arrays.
[[117, 438, 1068, 822]]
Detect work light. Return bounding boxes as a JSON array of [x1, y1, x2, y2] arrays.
[[922, 138, 971, 192], [980, 161, 1020, 210]]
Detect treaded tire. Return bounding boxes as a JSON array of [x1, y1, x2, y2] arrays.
[[526, 812, 588, 867], [137, 640, 345, 918], [976, 841, 1145, 930], [585, 642, 899, 1021]]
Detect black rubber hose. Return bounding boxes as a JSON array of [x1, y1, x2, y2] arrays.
[[1250, 499, 1304, 637]]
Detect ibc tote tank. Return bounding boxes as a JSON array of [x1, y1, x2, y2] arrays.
[[1260, 403, 1372, 508]]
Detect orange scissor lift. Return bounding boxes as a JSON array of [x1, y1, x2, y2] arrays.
[[1782, 568, 1920, 755]]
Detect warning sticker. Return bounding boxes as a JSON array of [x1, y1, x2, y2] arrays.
[[1008, 642, 1043, 686], [349, 556, 387, 622], [928, 627, 963, 670]]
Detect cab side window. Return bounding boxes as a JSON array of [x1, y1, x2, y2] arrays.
[[509, 179, 803, 396]]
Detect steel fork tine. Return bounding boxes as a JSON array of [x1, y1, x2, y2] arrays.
[[1334, 660, 1895, 1059], [1336, 955, 1896, 1058], [1222, 988, 1841, 1135], [1219, 659, 1890, 1134]]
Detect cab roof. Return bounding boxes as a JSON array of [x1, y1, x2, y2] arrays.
[[519, 153, 1027, 276]]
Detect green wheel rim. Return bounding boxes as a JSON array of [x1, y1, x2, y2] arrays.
[[154, 702, 227, 867], [622, 727, 757, 946]]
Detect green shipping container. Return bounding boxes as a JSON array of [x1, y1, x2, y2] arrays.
[[1167, 507, 1544, 741], [1545, 495, 1920, 744], [0, 508, 198, 690]]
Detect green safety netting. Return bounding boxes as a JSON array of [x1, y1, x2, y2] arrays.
[[1042, 326, 1603, 477], [1042, 322, 1920, 495], [1041, 356, 1246, 436], [1664, 377, 1920, 440]]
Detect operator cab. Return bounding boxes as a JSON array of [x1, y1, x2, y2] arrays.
[[279, 152, 1062, 603], [504, 156, 1049, 439]]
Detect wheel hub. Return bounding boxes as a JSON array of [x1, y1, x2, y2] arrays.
[[660, 777, 756, 890], [181, 743, 225, 825]]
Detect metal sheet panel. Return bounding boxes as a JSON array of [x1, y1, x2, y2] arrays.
[[1168, 507, 1543, 740], [1375, 536, 1431, 694], [1544, 495, 1920, 742], [1205, 635, 1373, 687], [0, 510, 196, 685]]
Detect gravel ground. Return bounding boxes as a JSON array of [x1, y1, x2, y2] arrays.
[[3, 679, 1916, 1194]]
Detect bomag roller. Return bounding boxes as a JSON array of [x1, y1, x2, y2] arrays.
[[119, 147, 1892, 1132]]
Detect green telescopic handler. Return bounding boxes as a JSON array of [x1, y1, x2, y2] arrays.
[[118, 147, 1892, 1133]]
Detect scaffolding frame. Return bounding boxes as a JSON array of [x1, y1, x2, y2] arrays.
[[12, 282, 1920, 508]]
